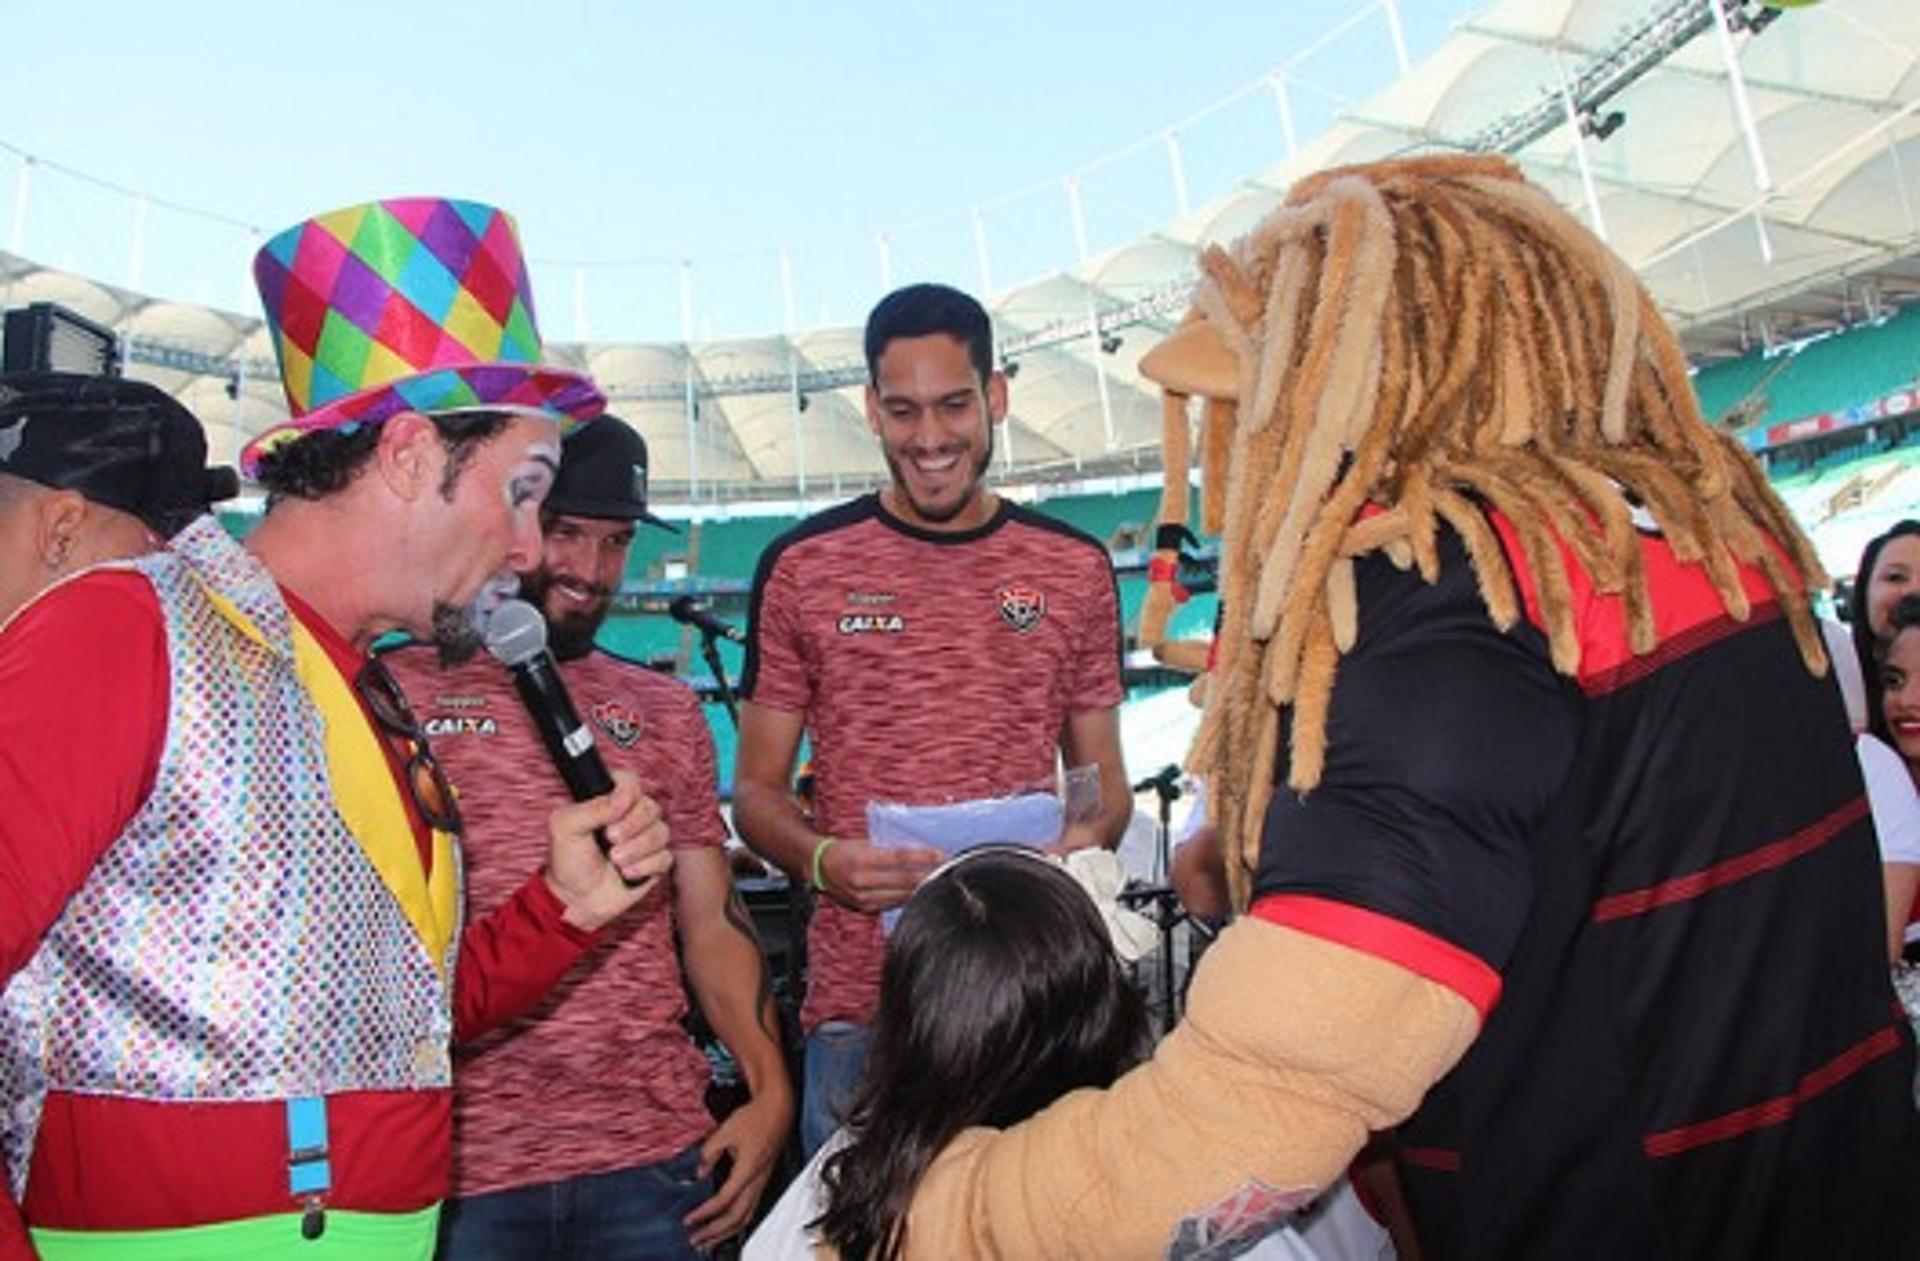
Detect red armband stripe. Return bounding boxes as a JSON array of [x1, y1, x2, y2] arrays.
[[1249, 894, 1502, 1019]]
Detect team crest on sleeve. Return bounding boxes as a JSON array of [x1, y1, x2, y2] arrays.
[[997, 582, 1047, 633], [590, 699, 644, 748]]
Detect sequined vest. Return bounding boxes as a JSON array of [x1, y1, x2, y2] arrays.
[[0, 518, 458, 1200]]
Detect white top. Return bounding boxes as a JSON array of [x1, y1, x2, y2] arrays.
[[1176, 776, 1212, 848], [1858, 733, 1920, 865], [1821, 619, 1868, 733], [744, 1135, 1390, 1260], [744, 1139, 834, 1261]]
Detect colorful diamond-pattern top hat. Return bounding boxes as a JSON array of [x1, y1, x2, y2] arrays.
[[241, 197, 603, 477]]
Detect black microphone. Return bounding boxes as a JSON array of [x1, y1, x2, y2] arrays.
[[1131, 764, 1184, 798], [668, 595, 745, 644], [485, 599, 616, 805]]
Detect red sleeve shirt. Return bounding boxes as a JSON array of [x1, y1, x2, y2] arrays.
[[0, 575, 168, 983], [0, 569, 591, 1235]]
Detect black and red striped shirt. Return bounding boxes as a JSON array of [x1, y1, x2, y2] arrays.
[[1253, 510, 1920, 1259]]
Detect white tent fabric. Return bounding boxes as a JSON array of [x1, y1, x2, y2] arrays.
[[3, 0, 1916, 497]]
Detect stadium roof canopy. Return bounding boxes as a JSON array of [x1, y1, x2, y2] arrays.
[[2, 0, 1916, 503]]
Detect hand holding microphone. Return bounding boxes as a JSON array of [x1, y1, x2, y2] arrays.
[[486, 599, 671, 922], [544, 769, 672, 930]]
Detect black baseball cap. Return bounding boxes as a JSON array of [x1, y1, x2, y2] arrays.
[[545, 415, 677, 533], [0, 372, 239, 537]]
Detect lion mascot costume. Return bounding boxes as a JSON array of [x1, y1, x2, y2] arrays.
[[896, 156, 1920, 1260]]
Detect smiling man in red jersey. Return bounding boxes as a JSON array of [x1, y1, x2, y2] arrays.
[[733, 282, 1134, 1157]]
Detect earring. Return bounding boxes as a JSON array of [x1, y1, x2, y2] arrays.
[[48, 534, 71, 568]]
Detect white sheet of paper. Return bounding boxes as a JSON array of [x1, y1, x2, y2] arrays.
[[868, 792, 1064, 931], [866, 792, 1064, 852]]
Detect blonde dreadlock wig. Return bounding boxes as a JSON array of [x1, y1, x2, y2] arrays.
[[1137, 154, 1828, 910]]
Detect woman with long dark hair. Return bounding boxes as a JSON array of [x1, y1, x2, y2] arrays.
[[1864, 594, 1920, 963], [1844, 524, 1920, 963], [1848, 519, 1920, 722], [746, 846, 1395, 1259], [813, 847, 1149, 1260]]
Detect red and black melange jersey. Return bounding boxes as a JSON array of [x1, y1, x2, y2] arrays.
[[1251, 509, 1920, 1260], [742, 492, 1124, 1031], [384, 644, 728, 1198]]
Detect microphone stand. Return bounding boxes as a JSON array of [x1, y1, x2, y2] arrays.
[[691, 615, 805, 1186], [689, 622, 779, 969], [1120, 768, 1195, 1035], [692, 620, 777, 975], [694, 619, 806, 1042], [697, 625, 740, 728]]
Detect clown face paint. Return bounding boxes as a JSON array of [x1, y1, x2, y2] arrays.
[[423, 421, 557, 660]]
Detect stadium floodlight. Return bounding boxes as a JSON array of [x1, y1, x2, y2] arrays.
[[1, 302, 122, 377], [1467, 0, 1786, 156], [1581, 109, 1628, 142]]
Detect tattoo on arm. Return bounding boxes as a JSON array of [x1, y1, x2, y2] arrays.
[[722, 887, 780, 1044]]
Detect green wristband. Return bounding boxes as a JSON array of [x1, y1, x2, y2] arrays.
[[810, 835, 838, 892]]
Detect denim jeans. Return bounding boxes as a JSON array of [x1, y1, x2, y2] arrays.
[[437, 1144, 713, 1260], [799, 1021, 871, 1159]]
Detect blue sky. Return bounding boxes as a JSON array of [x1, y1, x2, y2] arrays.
[[0, 2, 1480, 342]]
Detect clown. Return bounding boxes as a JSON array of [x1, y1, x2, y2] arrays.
[[898, 156, 1920, 1259], [0, 198, 670, 1259]]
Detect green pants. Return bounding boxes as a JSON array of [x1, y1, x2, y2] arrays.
[[32, 1205, 439, 1260]]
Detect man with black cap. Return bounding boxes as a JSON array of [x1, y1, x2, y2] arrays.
[[0, 372, 238, 623], [387, 416, 793, 1259]]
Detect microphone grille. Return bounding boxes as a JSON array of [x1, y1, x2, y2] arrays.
[[484, 598, 548, 667]]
